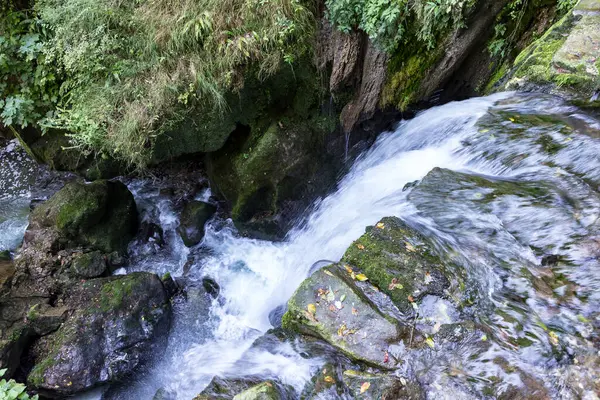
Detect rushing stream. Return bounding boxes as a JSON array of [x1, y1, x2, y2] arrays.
[[2, 92, 600, 399]]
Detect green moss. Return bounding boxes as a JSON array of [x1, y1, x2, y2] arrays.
[[28, 356, 55, 387], [382, 48, 441, 110], [509, 11, 587, 92], [535, 134, 564, 154], [341, 218, 450, 312], [483, 63, 509, 94], [96, 276, 137, 313]]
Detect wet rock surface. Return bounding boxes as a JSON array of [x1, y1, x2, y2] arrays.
[[0, 177, 176, 397], [282, 217, 471, 369], [177, 201, 217, 247], [282, 263, 401, 369], [27, 272, 171, 396]]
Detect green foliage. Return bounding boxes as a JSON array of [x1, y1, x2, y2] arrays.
[[0, 6, 60, 130], [1, 0, 315, 167], [557, 0, 577, 12], [488, 0, 579, 60], [326, 0, 476, 52], [0, 369, 39, 400]]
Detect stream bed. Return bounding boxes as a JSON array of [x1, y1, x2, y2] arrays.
[[2, 92, 600, 399]]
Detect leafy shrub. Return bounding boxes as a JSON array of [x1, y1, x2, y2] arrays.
[[0, 5, 60, 130], [326, 0, 476, 52], [0, 369, 38, 400], [1, 0, 315, 167]]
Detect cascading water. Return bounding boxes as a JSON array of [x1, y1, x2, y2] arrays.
[[3, 91, 600, 399], [106, 91, 600, 399]]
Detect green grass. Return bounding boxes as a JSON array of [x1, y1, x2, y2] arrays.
[[3, 0, 315, 167]]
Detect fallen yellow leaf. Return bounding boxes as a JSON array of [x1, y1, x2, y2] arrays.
[[405, 242, 416, 252], [324, 376, 334, 383], [344, 264, 354, 274], [425, 337, 435, 349], [356, 243, 365, 250], [307, 303, 316, 315], [360, 382, 370, 394], [355, 273, 368, 281], [324, 270, 334, 277], [376, 222, 385, 229]]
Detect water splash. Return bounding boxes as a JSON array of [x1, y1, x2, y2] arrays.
[[93, 93, 600, 398]]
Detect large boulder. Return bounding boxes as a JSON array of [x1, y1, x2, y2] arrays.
[[28, 179, 137, 254], [282, 217, 470, 371], [27, 272, 172, 397], [207, 116, 337, 238], [505, 0, 600, 103]]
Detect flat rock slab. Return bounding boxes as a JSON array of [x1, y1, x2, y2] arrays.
[[283, 264, 400, 369]]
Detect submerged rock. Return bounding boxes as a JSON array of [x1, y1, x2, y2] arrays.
[[27, 272, 171, 397], [177, 201, 217, 247]]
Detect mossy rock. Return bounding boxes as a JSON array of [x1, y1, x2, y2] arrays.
[[24, 129, 125, 179], [282, 263, 401, 369], [207, 113, 336, 238], [193, 377, 262, 400], [30, 180, 138, 254], [27, 272, 171, 397], [506, 0, 600, 102], [69, 251, 107, 279], [177, 201, 217, 247], [341, 217, 463, 314]]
